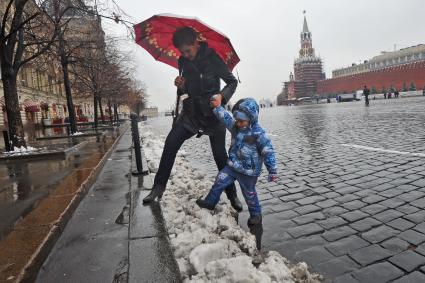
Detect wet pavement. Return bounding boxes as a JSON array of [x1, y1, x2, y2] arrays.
[[36, 127, 180, 282], [148, 97, 425, 282], [0, 130, 118, 240]]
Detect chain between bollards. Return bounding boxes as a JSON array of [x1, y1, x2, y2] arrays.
[[130, 113, 148, 175]]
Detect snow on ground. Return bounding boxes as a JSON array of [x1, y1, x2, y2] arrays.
[[140, 124, 321, 283], [3, 146, 39, 155], [71, 131, 85, 136]]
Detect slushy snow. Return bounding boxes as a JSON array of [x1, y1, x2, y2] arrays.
[[140, 125, 321, 283]]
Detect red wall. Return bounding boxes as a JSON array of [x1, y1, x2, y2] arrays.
[[317, 60, 425, 94]]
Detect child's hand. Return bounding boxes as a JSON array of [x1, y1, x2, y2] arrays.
[[268, 173, 278, 182], [210, 94, 222, 108]]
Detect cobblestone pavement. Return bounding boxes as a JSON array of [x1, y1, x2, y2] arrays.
[[148, 97, 425, 282]]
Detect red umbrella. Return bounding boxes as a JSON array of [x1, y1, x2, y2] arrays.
[[133, 13, 240, 71]]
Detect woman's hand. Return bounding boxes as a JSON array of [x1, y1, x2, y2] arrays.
[[210, 94, 222, 108], [174, 76, 185, 89]]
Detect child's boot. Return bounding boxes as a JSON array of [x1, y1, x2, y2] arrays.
[[196, 199, 215, 210]]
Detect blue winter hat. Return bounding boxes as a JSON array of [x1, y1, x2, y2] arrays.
[[233, 110, 250, 121]]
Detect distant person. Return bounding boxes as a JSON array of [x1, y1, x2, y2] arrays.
[[423, 88, 425, 96], [363, 85, 370, 106], [384, 92, 387, 99], [388, 92, 392, 99], [395, 90, 399, 98]]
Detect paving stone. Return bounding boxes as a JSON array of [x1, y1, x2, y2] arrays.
[[335, 186, 360, 194], [295, 195, 326, 205], [294, 246, 335, 268], [325, 235, 369, 256], [316, 199, 338, 208], [340, 211, 369, 222], [293, 212, 326, 225], [379, 198, 405, 209], [362, 194, 387, 204], [315, 255, 359, 278], [360, 203, 387, 215], [415, 243, 425, 256], [335, 194, 360, 203], [333, 273, 359, 283], [293, 204, 321, 214], [411, 197, 425, 208], [387, 218, 416, 231], [269, 201, 299, 212], [374, 209, 404, 223], [398, 184, 420, 192], [405, 211, 425, 224], [392, 271, 425, 283], [342, 200, 367, 210], [350, 217, 382, 232], [353, 189, 374, 198], [279, 193, 305, 202], [413, 222, 425, 234], [322, 226, 357, 242], [398, 229, 425, 245], [350, 244, 394, 266], [323, 191, 341, 199], [396, 204, 420, 215], [351, 262, 404, 283], [318, 216, 347, 230], [295, 235, 328, 251], [371, 182, 396, 192], [379, 188, 404, 198], [287, 223, 324, 238], [267, 210, 299, 220], [411, 179, 425, 187], [323, 206, 348, 216], [381, 237, 411, 253], [361, 225, 399, 244], [389, 250, 425, 272], [398, 191, 425, 202]]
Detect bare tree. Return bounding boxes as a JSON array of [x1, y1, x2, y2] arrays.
[[0, 0, 62, 148]]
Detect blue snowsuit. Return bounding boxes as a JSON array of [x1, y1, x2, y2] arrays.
[[204, 98, 277, 216]]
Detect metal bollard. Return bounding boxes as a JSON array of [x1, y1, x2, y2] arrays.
[[3, 130, 11, 152], [130, 113, 148, 175]]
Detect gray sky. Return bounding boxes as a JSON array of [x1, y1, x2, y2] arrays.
[[103, 0, 425, 110]]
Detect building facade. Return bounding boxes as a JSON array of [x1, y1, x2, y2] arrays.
[[318, 45, 425, 95], [0, 3, 130, 131], [283, 14, 325, 100]]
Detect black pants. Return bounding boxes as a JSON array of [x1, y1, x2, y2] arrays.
[[154, 123, 237, 198]]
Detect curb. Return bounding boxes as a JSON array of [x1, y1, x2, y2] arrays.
[[15, 124, 129, 283]]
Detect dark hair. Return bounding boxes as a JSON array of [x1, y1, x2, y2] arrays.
[[172, 27, 198, 48]]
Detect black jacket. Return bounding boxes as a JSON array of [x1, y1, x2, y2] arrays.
[[177, 42, 238, 135]]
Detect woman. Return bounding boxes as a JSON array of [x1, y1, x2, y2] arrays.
[[143, 27, 243, 212]]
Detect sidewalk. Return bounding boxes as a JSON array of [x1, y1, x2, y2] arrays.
[[36, 127, 180, 282]]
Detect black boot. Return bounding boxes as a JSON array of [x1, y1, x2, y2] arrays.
[[143, 184, 165, 204], [196, 199, 215, 210], [248, 215, 263, 250], [225, 185, 243, 212]]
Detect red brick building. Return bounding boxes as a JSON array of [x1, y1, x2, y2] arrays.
[[318, 45, 425, 95], [318, 61, 425, 95]]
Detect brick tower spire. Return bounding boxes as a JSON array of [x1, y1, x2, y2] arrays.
[[300, 11, 314, 57]]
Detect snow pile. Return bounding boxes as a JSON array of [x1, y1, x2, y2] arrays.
[[140, 125, 321, 283], [3, 146, 39, 155]]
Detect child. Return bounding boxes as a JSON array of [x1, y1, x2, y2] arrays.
[[196, 96, 278, 226]]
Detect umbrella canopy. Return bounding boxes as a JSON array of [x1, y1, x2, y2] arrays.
[[134, 14, 240, 71]]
